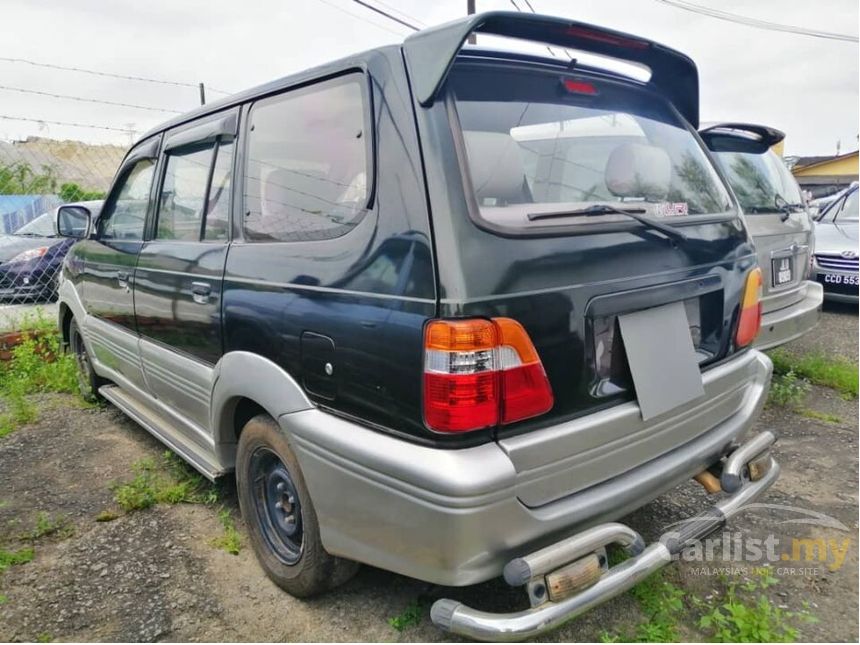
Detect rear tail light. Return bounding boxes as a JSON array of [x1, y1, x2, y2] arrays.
[[423, 318, 554, 433], [735, 267, 763, 347]]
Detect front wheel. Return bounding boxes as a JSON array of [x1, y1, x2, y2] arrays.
[[236, 414, 358, 597], [69, 317, 103, 402]]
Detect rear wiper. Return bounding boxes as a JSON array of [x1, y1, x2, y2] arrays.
[[774, 195, 805, 221], [528, 204, 689, 243]]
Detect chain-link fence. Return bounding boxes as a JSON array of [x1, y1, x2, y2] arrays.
[[0, 136, 124, 330]]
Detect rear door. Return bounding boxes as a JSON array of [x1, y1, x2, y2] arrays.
[[79, 137, 159, 391], [133, 111, 238, 432], [702, 129, 813, 313]]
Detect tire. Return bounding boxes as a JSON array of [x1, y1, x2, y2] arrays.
[[236, 414, 358, 597], [69, 317, 103, 402]]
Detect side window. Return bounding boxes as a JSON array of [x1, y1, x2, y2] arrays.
[[243, 74, 371, 242], [99, 159, 155, 241], [157, 146, 214, 241]]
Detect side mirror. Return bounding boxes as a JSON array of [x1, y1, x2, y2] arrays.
[[56, 205, 91, 239]]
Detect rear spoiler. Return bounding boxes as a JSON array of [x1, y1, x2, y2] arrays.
[[699, 123, 786, 148], [402, 11, 700, 126]]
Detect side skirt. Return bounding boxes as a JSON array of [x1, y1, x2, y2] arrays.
[[99, 384, 226, 481]]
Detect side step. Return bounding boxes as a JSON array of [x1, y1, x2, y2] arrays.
[[99, 384, 224, 481]]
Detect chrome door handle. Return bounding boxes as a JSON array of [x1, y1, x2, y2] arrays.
[[117, 271, 130, 291], [191, 281, 212, 304]]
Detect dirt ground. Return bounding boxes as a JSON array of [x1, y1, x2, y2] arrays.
[[0, 303, 856, 643]]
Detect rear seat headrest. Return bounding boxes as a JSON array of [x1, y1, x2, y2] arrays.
[[462, 131, 530, 205], [605, 142, 672, 201]]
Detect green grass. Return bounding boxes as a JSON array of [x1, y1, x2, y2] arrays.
[[388, 599, 424, 632], [210, 509, 242, 555], [0, 310, 80, 439], [21, 512, 73, 541], [767, 370, 810, 408], [95, 509, 120, 522], [600, 569, 685, 642], [113, 452, 219, 512], [695, 573, 817, 642], [36, 633, 53, 643], [797, 408, 842, 424], [769, 350, 858, 399], [0, 546, 34, 573], [599, 563, 816, 643]]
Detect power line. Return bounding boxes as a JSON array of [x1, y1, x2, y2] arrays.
[[370, 0, 427, 27], [653, 0, 859, 42], [508, 0, 572, 60], [351, 0, 419, 31], [0, 56, 233, 95], [0, 85, 181, 114], [311, 0, 407, 37], [0, 114, 138, 134]]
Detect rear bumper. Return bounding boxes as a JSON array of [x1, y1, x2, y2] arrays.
[[283, 350, 772, 586], [431, 432, 780, 641], [754, 280, 823, 350]]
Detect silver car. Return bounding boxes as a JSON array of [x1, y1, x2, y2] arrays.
[[701, 123, 823, 349], [812, 185, 859, 303]]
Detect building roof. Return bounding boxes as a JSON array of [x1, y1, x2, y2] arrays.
[[791, 150, 859, 172]]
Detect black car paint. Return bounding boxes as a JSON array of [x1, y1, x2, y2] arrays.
[[63, 43, 755, 447]]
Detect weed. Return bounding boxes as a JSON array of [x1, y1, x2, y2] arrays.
[[626, 571, 685, 642], [767, 370, 810, 408], [95, 509, 120, 522], [22, 512, 73, 541], [697, 573, 817, 642], [0, 546, 34, 573], [0, 594, 6, 604], [113, 453, 219, 512], [211, 508, 242, 555], [0, 312, 81, 438], [388, 599, 424, 631], [769, 350, 858, 398], [36, 632, 53, 643], [797, 408, 842, 424]]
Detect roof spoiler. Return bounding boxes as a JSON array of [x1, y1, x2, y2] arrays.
[[699, 123, 786, 148], [402, 11, 700, 126]]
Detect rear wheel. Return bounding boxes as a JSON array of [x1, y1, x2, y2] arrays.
[[69, 318, 103, 402], [236, 414, 358, 597]]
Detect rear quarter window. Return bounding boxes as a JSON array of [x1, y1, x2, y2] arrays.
[[242, 73, 372, 243]]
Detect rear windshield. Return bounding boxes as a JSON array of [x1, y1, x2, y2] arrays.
[[448, 63, 733, 232], [711, 147, 803, 214]]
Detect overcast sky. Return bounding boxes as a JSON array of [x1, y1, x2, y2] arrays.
[[0, 0, 856, 156]]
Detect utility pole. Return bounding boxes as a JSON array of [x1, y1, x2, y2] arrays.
[[467, 0, 476, 44]]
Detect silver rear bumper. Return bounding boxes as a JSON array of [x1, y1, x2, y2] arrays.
[[431, 432, 780, 642], [285, 350, 772, 586], [754, 280, 823, 350]]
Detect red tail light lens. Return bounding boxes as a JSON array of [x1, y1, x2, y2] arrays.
[[735, 268, 763, 347], [562, 79, 598, 95], [423, 318, 554, 433]]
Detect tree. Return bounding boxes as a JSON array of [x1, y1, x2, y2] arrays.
[[59, 182, 106, 203], [0, 161, 58, 195]]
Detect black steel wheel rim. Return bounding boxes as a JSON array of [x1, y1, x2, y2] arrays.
[[72, 329, 92, 395], [249, 447, 304, 565]]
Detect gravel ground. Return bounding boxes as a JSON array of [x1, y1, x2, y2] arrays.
[[0, 309, 856, 642]]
